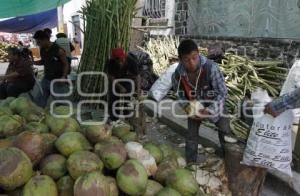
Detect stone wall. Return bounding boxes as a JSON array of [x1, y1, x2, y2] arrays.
[[187, 0, 300, 39], [182, 35, 300, 67], [174, 0, 188, 35]]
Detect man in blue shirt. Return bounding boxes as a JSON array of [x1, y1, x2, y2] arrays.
[[264, 87, 300, 117], [171, 40, 236, 164]]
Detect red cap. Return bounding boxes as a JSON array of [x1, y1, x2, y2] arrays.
[[112, 48, 126, 60]]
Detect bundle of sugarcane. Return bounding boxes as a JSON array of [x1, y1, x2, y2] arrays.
[[220, 53, 288, 139], [140, 36, 208, 76], [75, 0, 137, 101], [221, 53, 287, 113], [139, 36, 180, 76]]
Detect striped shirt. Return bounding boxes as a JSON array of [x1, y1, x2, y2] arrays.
[[172, 55, 227, 121], [269, 87, 300, 113]]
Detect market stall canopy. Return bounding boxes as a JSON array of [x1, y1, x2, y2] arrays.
[[0, 0, 70, 18], [0, 9, 58, 33]]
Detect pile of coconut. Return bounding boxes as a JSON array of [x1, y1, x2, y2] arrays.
[[0, 97, 232, 196]]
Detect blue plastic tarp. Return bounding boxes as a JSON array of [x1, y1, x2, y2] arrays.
[[0, 0, 70, 19], [0, 9, 58, 33]]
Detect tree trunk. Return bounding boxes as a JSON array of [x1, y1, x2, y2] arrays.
[[224, 143, 267, 196]]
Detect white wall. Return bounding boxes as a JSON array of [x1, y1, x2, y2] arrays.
[[52, 0, 86, 44], [63, 0, 85, 38]]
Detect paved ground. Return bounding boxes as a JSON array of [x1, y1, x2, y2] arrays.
[[143, 101, 300, 196], [144, 115, 299, 196]]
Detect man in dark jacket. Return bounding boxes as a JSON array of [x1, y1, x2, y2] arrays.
[[33, 30, 69, 108], [171, 40, 236, 164]]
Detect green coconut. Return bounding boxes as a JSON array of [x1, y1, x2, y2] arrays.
[[23, 175, 58, 196], [41, 133, 58, 155], [116, 159, 148, 195], [40, 154, 67, 180], [0, 97, 15, 107], [67, 151, 104, 180], [74, 171, 109, 196], [6, 187, 23, 196], [108, 136, 123, 144], [159, 144, 175, 159], [93, 136, 123, 153], [45, 115, 80, 136], [0, 147, 33, 190], [106, 176, 119, 196], [144, 143, 163, 164], [154, 157, 179, 184], [57, 176, 74, 196], [142, 180, 163, 196], [0, 115, 23, 137], [55, 132, 92, 157], [95, 141, 127, 170], [0, 107, 12, 116], [0, 138, 14, 148], [19, 109, 45, 123], [120, 131, 138, 143], [52, 105, 76, 117], [112, 122, 131, 138], [12, 115, 25, 125], [13, 131, 47, 165], [9, 97, 33, 114], [156, 187, 181, 196], [82, 124, 112, 144], [166, 168, 199, 196], [25, 122, 49, 133]]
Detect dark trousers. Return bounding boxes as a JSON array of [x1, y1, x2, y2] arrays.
[[34, 78, 69, 108], [67, 57, 72, 74], [186, 116, 230, 163], [0, 81, 34, 99], [108, 92, 131, 121], [108, 82, 133, 121]]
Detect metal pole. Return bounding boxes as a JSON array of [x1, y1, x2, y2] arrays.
[[57, 6, 64, 33]]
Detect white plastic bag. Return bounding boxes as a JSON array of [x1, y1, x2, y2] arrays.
[[149, 63, 178, 101], [280, 60, 300, 122], [280, 60, 300, 95], [242, 89, 294, 177]]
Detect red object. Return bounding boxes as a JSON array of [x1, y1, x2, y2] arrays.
[[180, 69, 206, 101], [112, 48, 126, 60], [180, 75, 194, 101]]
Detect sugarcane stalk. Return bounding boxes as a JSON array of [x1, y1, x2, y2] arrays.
[[74, 0, 137, 103]]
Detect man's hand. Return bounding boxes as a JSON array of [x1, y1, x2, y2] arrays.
[[197, 108, 211, 120], [264, 103, 280, 118], [189, 108, 211, 121]]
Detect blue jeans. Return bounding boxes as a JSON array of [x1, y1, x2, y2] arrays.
[[34, 78, 69, 108]]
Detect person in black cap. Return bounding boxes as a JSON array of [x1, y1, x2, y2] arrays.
[[33, 30, 69, 108], [44, 28, 52, 39]]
